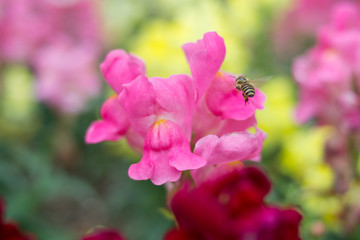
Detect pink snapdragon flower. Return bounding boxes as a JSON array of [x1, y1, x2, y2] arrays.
[[120, 74, 206, 185], [293, 3, 360, 130], [86, 32, 266, 185], [34, 41, 101, 114]]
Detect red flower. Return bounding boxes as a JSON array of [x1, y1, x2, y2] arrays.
[[165, 167, 302, 240], [82, 229, 125, 240], [0, 198, 34, 240]]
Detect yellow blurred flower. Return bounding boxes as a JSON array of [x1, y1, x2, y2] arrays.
[[257, 76, 297, 149], [129, 0, 289, 78], [302, 193, 341, 229], [0, 65, 38, 138], [129, 20, 190, 78], [281, 126, 334, 191]]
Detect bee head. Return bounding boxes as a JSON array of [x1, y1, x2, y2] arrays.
[[236, 76, 247, 83]]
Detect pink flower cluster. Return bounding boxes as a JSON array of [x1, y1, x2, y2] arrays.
[[274, 0, 336, 49], [0, 0, 100, 62], [165, 167, 302, 240], [86, 32, 266, 185], [273, 0, 360, 53], [0, 0, 101, 114], [293, 3, 360, 131]]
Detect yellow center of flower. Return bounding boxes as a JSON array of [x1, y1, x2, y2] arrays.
[[154, 119, 167, 126], [216, 71, 224, 77], [109, 94, 118, 100]]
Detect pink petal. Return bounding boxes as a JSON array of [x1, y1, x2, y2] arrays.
[[100, 49, 146, 94], [150, 74, 196, 139], [330, 2, 360, 30], [119, 75, 157, 136], [295, 89, 323, 123], [205, 74, 265, 120], [169, 152, 206, 172], [192, 99, 258, 142], [250, 89, 266, 109], [85, 96, 130, 144], [85, 120, 124, 143], [146, 151, 183, 185], [192, 98, 222, 142], [193, 130, 266, 166], [100, 96, 130, 128], [182, 32, 226, 100], [125, 127, 145, 153], [191, 162, 244, 184], [216, 115, 258, 137], [293, 47, 351, 89], [128, 158, 153, 181], [129, 120, 206, 185], [120, 74, 196, 140]]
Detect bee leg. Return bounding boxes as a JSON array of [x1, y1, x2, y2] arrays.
[[242, 93, 249, 105]]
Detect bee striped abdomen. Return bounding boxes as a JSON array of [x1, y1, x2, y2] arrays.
[[241, 83, 255, 97]]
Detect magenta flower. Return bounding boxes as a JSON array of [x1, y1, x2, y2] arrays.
[[164, 167, 302, 240], [86, 32, 266, 185], [293, 2, 360, 130], [81, 229, 125, 240], [0, 198, 34, 240]]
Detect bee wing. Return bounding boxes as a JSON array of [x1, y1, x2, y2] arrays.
[[249, 76, 273, 87]]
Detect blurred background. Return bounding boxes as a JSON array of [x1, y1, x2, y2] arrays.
[[1, 0, 360, 239]]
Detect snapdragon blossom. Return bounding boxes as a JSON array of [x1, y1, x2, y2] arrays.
[[293, 2, 360, 131], [86, 32, 266, 185], [164, 166, 302, 240]]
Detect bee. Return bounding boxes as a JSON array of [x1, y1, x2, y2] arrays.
[[234, 75, 256, 104]]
